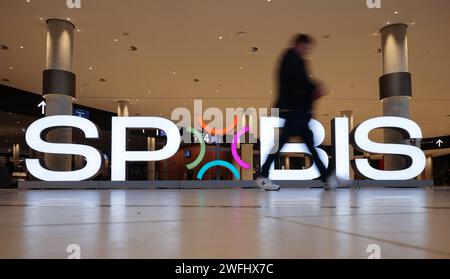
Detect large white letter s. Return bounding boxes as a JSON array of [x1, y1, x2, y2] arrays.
[[352, 117, 425, 180], [25, 115, 102, 181]]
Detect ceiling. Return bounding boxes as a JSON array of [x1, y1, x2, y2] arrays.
[[0, 0, 449, 145]]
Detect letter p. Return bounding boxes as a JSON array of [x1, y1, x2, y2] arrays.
[[111, 117, 181, 181]]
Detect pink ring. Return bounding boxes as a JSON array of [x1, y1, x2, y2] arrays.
[[232, 126, 251, 169]]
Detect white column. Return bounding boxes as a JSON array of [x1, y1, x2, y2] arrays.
[[380, 23, 412, 171], [241, 144, 254, 181], [44, 19, 76, 172], [240, 115, 254, 180], [147, 137, 156, 180], [12, 144, 20, 160], [117, 100, 130, 117], [424, 156, 434, 180], [341, 110, 355, 179], [284, 156, 290, 170], [304, 155, 311, 169]]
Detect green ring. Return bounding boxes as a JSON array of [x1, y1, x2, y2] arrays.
[[185, 127, 206, 170]]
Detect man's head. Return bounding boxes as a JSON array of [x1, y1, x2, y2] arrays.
[[292, 34, 315, 57]]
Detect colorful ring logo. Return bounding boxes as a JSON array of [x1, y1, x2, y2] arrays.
[[185, 118, 251, 180]]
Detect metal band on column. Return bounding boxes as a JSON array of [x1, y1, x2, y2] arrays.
[[43, 69, 76, 97], [379, 72, 412, 100]]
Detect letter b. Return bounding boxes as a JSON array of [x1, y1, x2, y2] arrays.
[[260, 117, 328, 180]]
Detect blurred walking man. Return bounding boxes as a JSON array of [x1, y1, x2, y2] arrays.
[[255, 34, 344, 191]]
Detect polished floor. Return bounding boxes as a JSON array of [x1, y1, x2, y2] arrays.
[[0, 188, 450, 259]]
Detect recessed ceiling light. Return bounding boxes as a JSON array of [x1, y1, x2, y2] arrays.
[[147, 90, 151, 94], [113, 38, 118, 42], [239, 66, 244, 70], [9, 67, 13, 70], [76, 29, 80, 32], [386, 22, 390, 25], [19, 46, 24, 49], [39, 17, 44, 21], [26, 0, 31, 3], [88, 67, 93, 70], [411, 22, 416, 26], [394, 11, 399, 15], [67, 18, 71, 21], [218, 36, 223, 40], [172, 72, 176, 75]]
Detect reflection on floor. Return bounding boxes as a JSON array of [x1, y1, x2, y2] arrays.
[[0, 188, 450, 259]]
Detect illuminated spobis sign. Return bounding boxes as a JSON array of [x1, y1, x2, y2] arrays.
[[25, 116, 426, 181]]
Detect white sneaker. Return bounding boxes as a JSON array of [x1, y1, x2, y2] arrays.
[[254, 177, 281, 191], [324, 173, 351, 191], [324, 175, 339, 191]]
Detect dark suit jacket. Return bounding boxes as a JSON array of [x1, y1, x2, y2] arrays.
[[275, 48, 317, 112]]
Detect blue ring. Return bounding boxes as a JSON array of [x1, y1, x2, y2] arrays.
[[197, 160, 241, 180]]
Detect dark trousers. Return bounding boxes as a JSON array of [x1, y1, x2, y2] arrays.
[[260, 110, 332, 182]]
